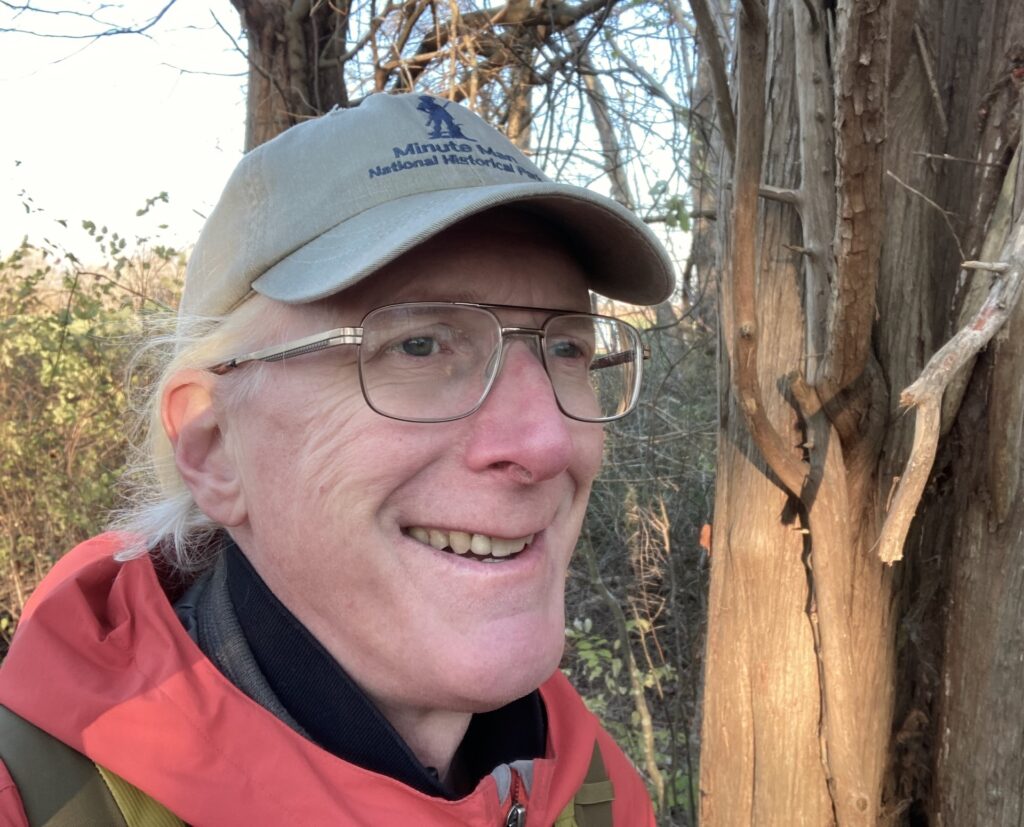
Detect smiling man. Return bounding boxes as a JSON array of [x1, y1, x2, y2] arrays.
[[0, 94, 674, 826]]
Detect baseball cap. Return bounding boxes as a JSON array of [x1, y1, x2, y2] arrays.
[[180, 93, 675, 316]]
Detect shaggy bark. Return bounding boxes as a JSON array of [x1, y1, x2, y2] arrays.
[[699, 0, 1024, 823]]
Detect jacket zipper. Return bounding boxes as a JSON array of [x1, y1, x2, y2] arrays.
[[504, 768, 526, 827]]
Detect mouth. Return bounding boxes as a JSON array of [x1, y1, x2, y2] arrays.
[[404, 526, 536, 563]]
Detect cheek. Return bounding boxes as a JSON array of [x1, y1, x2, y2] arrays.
[[572, 423, 605, 490], [231, 375, 369, 516]]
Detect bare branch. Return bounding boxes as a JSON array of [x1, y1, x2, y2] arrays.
[[914, 151, 1009, 169], [791, 0, 836, 384], [729, 0, 809, 497], [886, 169, 965, 261], [758, 184, 801, 205], [604, 32, 692, 122], [877, 218, 1024, 563], [1, 0, 177, 39], [687, 0, 737, 164], [568, 28, 634, 208], [962, 260, 1010, 272], [819, 0, 891, 404], [912, 24, 948, 138]]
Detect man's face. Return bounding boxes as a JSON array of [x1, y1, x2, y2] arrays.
[[222, 215, 605, 718]]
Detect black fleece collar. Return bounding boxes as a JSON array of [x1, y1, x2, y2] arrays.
[[223, 541, 547, 799]]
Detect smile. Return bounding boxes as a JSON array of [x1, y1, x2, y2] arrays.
[[405, 526, 535, 561]]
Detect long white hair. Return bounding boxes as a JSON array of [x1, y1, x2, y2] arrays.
[[110, 296, 284, 574]]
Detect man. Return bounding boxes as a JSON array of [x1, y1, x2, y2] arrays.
[[0, 93, 674, 825]]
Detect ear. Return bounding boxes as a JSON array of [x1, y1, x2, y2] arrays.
[[162, 369, 247, 527]]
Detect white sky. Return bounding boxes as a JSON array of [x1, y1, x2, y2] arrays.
[[0, 3, 247, 258]]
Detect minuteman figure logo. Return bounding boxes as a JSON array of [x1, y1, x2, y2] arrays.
[[417, 96, 477, 141]]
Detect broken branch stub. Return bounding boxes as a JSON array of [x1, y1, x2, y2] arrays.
[[877, 217, 1024, 563]]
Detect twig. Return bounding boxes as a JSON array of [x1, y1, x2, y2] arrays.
[[877, 219, 1024, 563], [914, 151, 1008, 169], [212, 12, 281, 93], [604, 32, 692, 122], [1, 0, 176, 39], [887, 170, 965, 261], [759, 185, 801, 206], [961, 260, 1010, 272], [912, 24, 948, 138]]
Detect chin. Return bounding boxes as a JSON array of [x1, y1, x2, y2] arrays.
[[444, 625, 565, 711]]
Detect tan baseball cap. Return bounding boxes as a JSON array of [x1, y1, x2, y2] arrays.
[[180, 93, 675, 316]]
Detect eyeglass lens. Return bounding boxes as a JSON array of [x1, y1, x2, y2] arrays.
[[357, 304, 640, 423]]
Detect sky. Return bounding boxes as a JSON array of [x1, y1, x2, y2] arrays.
[[1, 3, 248, 259]]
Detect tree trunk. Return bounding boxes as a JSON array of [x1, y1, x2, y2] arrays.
[[697, 0, 1024, 823], [231, 0, 350, 150], [926, 2, 1024, 822]]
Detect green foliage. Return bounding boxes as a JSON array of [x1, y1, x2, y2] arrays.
[[0, 203, 184, 654]]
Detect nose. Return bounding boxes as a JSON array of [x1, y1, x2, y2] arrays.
[[463, 338, 575, 484]]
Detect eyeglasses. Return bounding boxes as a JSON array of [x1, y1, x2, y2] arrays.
[[208, 301, 649, 423]]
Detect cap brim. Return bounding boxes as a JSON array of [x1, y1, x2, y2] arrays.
[[251, 182, 674, 307]]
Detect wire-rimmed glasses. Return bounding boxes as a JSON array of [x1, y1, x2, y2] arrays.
[[208, 301, 648, 423]]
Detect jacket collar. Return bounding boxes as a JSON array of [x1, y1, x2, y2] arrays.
[[192, 540, 546, 799]]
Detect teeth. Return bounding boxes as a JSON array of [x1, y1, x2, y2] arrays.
[[406, 527, 534, 559], [492, 534, 532, 557]]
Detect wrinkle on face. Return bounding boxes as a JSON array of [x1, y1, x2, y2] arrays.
[[217, 210, 605, 747]]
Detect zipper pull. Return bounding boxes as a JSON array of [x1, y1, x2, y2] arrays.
[[504, 802, 526, 827], [504, 767, 526, 827]]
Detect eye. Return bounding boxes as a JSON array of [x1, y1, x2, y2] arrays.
[[548, 337, 589, 361], [399, 336, 440, 357]]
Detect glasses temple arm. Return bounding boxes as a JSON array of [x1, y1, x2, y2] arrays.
[[207, 328, 362, 375], [589, 344, 651, 371]]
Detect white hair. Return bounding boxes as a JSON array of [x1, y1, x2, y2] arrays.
[[109, 296, 284, 575]]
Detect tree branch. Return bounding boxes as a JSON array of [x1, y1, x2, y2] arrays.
[[0, 0, 177, 39], [758, 184, 802, 205], [729, 0, 809, 497], [886, 169, 965, 261], [818, 0, 891, 406], [912, 24, 948, 138], [568, 28, 634, 208], [687, 0, 737, 164], [791, 0, 836, 384], [877, 217, 1024, 563]]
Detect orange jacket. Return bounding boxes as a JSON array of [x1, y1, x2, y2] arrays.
[[0, 535, 655, 826]]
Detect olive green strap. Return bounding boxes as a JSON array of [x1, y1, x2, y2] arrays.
[[554, 741, 615, 827], [95, 766, 185, 827], [0, 704, 127, 826]]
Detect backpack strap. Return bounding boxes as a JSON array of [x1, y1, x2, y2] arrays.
[[0, 705, 183, 827], [554, 741, 616, 827], [95, 767, 185, 827]]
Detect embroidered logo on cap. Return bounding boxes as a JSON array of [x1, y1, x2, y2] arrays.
[[417, 96, 477, 141], [365, 96, 543, 183]]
